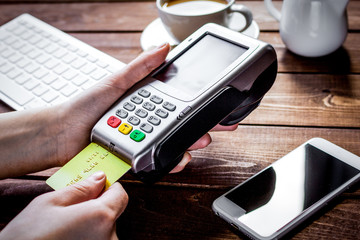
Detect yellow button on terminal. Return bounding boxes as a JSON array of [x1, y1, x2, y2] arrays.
[[118, 123, 133, 135]]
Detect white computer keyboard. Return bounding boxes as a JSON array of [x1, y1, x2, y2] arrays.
[[0, 13, 126, 110]]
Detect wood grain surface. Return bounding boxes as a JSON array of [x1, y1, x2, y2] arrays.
[[0, 1, 359, 239]]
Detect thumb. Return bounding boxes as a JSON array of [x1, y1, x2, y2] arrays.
[[54, 171, 107, 206], [107, 43, 170, 91]]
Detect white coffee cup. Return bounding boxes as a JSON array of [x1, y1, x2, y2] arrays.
[[265, 0, 349, 57], [157, 0, 253, 42]]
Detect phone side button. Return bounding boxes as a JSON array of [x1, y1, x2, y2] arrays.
[[230, 223, 239, 230], [177, 106, 192, 120]]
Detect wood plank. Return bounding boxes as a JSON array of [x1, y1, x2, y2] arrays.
[[68, 32, 360, 74], [21, 126, 360, 188], [0, 178, 359, 239], [242, 73, 360, 127], [118, 185, 360, 240], [0, 2, 359, 31], [259, 32, 360, 74]]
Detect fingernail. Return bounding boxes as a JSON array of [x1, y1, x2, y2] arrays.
[[90, 171, 105, 181], [156, 42, 168, 50]]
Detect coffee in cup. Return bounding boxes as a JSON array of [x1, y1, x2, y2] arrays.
[[157, 0, 253, 42]]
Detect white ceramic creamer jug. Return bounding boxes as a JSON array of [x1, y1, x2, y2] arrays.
[[264, 0, 349, 57]]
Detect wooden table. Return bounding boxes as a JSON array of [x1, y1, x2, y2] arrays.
[[0, 1, 359, 239]]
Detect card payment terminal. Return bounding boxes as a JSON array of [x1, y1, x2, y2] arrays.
[[91, 23, 278, 183]]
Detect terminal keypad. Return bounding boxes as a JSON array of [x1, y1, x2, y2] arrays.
[[107, 88, 176, 142]]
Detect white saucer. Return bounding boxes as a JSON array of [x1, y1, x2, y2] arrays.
[[140, 17, 260, 51]]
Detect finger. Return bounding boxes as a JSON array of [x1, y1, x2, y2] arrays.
[[187, 133, 212, 151], [212, 123, 238, 131], [107, 43, 170, 91], [110, 223, 119, 240], [97, 182, 129, 219], [170, 152, 192, 173], [50, 171, 106, 206]]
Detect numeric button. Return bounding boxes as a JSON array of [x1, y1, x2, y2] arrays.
[[135, 109, 148, 118], [116, 109, 128, 118], [143, 102, 155, 111], [123, 102, 135, 111], [138, 89, 150, 98], [148, 116, 161, 126], [150, 95, 163, 104], [163, 101, 176, 111], [128, 116, 140, 126], [131, 95, 143, 104], [155, 108, 168, 118], [140, 123, 153, 133]]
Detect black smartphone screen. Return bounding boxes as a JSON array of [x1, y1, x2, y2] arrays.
[[225, 144, 360, 237]]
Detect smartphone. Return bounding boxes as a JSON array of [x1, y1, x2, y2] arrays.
[[212, 138, 360, 240]]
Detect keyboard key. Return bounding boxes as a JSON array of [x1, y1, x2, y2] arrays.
[[17, 58, 31, 68], [91, 69, 108, 81], [15, 74, 31, 85], [42, 74, 58, 85], [33, 84, 49, 96], [71, 58, 87, 69], [71, 75, 88, 86], [53, 48, 67, 58], [7, 68, 22, 79], [33, 68, 49, 79], [0, 64, 14, 74], [24, 63, 40, 74], [53, 64, 69, 75], [36, 54, 51, 64], [96, 60, 108, 68], [62, 69, 78, 80], [1, 48, 14, 58], [11, 40, 25, 50], [44, 58, 59, 69], [60, 84, 78, 97], [51, 79, 67, 90], [62, 53, 77, 64], [36, 39, 51, 49], [8, 53, 23, 63], [42, 90, 59, 103], [0, 80, 34, 106], [19, 45, 33, 54], [81, 64, 96, 74], [27, 49, 42, 59], [44, 43, 58, 54], [25, 98, 47, 109], [24, 79, 40, 90]]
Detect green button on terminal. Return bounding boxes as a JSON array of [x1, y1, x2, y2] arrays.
[[130, 130, 145, 142]]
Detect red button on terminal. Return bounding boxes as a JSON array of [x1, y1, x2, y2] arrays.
[[107, 116, 121, 128]]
